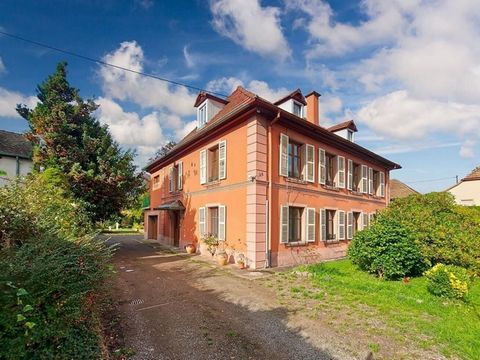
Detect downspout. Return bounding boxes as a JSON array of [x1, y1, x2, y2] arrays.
[[266, 111, 281, 268], [15, 156, 20, 176]]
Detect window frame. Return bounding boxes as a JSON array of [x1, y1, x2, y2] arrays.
[[325, 152, 336, 186], [198, 103, 208, 128], [292, 100, 304, 118], [326, 209, 336, 241], [288, 206, 304, 243], [287, 140, 302, 179]]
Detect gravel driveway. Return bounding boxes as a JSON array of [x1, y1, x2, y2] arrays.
[[109, 235, 357, 360]]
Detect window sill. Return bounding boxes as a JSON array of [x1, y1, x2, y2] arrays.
[[322, 184, 340, 192], [349, 190, 365, 196], [204, 180, 221, 187], [284, 241, 309, 247], [285, 177, 310, 185]]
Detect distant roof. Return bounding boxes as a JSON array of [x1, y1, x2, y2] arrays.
[[0, 130, 32, 159], [328, 120, 358, 133], [462, 166, 480, 181], [390, 179, 419, 199], [194, 92, 228, 107]]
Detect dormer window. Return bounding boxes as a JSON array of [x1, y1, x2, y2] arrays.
[[293, 101, 304, 118], [198, 103, 208, 128], [347, 130, 354, 142]]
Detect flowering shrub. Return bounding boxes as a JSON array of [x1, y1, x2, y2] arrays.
[[424, 264, 472, 300]]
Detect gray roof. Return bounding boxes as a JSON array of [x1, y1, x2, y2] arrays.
[[0, 130, 33, 159]]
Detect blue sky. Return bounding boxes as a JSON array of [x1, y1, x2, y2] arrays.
[[1, 0, 479, 193]]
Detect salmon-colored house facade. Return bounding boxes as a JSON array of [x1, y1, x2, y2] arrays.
[[144, 87, 400, 268]]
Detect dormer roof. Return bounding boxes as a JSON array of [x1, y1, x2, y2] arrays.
[[194, 91, 229, 108], [328, 120, 358, 133], [273, 88, 307, 106]]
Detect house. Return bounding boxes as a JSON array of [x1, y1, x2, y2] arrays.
[[144, 87, 400, 268], [0, 130, 33, 187], [390, 179, 419, 201], [447, 166, 480, 206]]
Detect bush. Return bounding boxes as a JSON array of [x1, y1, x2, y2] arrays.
[[348, 216, 427, 279], [425, 264, 472, 300], [0, 171, 112, 358]]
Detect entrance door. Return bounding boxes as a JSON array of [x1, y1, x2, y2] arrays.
[[148, 215, 158, 240], [172, 212, 180, 247]]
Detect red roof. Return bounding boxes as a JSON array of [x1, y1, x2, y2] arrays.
[[328, 120, 358, 133], [273, 88, 307, 106], [194, 92, 228, 107], [463, 166, 480, 181]]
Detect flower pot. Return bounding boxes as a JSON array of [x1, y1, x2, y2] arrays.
[[237, 262, 245, 269], [185, 244, 196, 254], [216, 252, 228, 266]]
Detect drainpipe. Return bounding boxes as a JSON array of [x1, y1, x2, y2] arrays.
[[265, 111, 281, 268], [15, 156, 20, 176]]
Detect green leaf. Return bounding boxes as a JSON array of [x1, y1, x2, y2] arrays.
[[17, 314, 26, 322], [16, 288, 28, 297], [24, 322, 36, 329], [23, 305, 34, 313]]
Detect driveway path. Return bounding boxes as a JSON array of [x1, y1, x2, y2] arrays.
[[109, 235, 354, 360]]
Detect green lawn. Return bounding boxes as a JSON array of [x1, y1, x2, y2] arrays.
[[295, 260, 480, 359]]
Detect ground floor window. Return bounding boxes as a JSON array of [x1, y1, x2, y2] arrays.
[[199, 205, 226, 241], [326, 209, 336, 240], [288, 207, 303, 242], [209, 207, 219, 237]]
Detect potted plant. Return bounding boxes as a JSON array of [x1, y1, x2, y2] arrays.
[[216, 248, 228, 266], [185, 243, 196, 254], [235, 253, 246, 269], [202, 234, 218, 257]]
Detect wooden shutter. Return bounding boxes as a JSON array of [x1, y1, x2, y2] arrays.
[[379, 172, 385, 197], [280, 206, 289, 243], [306, 208, 316, 242], [362, 212, 369, 229], [319, 148, 326, 185], [200, 149, 207, 184], [337, 156, 345, 188], [199, 207, 206, 237], [361, 165, 368, 193], [218, 205, 226, 241], [320, 209, 326, 241], [279, 134, 288, 177], [169, 167, 174, 192], [368, 168, 373, 195], [338, 210, 346, 240], [305, 144, 315, 182], [177, 162, 183, 190], [219, 140, 226, 180], [347, 212, 353, 239], [347, 159, 353, 190], [369, 212, 375, 224]]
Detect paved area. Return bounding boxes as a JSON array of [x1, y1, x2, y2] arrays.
[[108, 235, 356, 360]]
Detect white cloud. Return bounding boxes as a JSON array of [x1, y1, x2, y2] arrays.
[[210, 0, 291, 60], [183, 45, 195, 68], [460, 140, 476, 159], [0, 87, 37, 117], [135, 0, 154, 9], [99, 41, 196, 116], [206, 76, 289, 102], [0, 56, 5, 73]]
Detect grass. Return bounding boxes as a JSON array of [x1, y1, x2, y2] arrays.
[[297, 259, 480, 360]]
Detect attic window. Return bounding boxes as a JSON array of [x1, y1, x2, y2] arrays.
[[347, 130, 354, 142], [198, 103, 207, 127], [293, 101, 303, 117]]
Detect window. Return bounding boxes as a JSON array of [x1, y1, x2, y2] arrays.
[[326, 210, 336, 240], [209, 207, 219, 237], [353, 163, 361, 191], [372, 169, 380, 195], [209, 145, 219, 182], [288, 207, 303, 242], [325, 153, 336, 186], [198, 103, 207, 127], [288, 141, 301, 179], [292, 101, 303, 117], [152, 175, 160, 190], [347, 130, 354, 142]]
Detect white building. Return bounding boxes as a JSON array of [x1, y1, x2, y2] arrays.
[[0, 130, 33, 187], [447, 166, 480, 206]]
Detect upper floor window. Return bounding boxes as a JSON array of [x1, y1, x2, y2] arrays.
[[199, 140, 227, 184], [280, 134, 315, 182], [325, 152, 336, 186], [209, 145, 219, 182], [292, 101, 303, 117], [152, 175, 160, 190], [198, 103, 207, 128], [288, 141, 301, 179]]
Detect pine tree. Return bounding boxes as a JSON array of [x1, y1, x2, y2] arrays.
[[17, 62, 144, 222]]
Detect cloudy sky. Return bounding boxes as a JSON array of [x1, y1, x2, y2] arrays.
[[1, 0, 479, 192]]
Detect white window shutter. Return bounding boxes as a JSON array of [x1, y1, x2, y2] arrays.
[[319, 148, 326, 185], [368, 168, 373, 195], [279, 134, 289, 177], [347, 212, 353, 240], [320, 209, 326, 241], [306, 208, 316, 242], [361, 165, 368, 193], [280, 206, 289, 243], [199, 207, 206, 237], [338, 210, 346, 240], [219, 140, 226, 180], [379, 172, 385, 197], [337, 156, 345, 188], [362, 212, 369, 229], [305, 144, 315, 182], [369, 212, 375, 224], [169, 167, 174, 192], [177, 162, 183, 190], [200, 149, 207, 184], [347, 160, 353, 190], [218, 205, 226, 241]]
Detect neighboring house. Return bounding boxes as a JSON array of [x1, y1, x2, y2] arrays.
[[0, 130, 33, 186], [144, 87, 400, 268], [390, 179, 419, 201], [447, 166, 480, 206]]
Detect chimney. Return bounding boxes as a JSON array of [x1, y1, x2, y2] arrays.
[[305, 91, 320, 125]]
